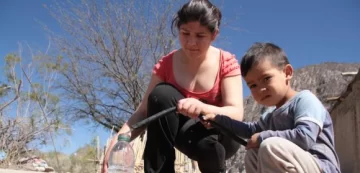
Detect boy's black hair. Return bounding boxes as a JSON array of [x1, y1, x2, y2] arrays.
[[171, 0, 222, 35], [240, 42, 290, 77]]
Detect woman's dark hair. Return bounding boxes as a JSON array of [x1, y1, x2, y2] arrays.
[[171, 0, 222, 35]]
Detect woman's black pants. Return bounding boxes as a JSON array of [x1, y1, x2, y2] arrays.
[[143, 83, 240, 173]]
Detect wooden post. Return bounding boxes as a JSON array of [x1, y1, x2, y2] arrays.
[[96, 136, 100, 173]]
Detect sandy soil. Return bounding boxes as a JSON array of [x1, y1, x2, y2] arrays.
[[0, 169, 52, 173]]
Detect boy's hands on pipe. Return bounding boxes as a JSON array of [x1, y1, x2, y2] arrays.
[[199, 113, 216, 129]]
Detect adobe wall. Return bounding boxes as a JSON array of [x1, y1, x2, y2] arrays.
[[331, 72, 360, 173]]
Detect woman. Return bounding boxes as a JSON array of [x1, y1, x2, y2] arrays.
[[102, 0, 244, 172]]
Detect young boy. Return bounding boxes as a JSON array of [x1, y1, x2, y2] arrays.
[[202, 42, 341, 173]]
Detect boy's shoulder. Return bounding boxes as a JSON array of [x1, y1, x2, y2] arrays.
[[273, 90, 323, 111], [259, 90, 328, 129], [263, 90, 319, 112], [291, 90, 324, 109], [290, 90, 329, 127], [260, 90, 325, 118], [295, 90, 318, 100]]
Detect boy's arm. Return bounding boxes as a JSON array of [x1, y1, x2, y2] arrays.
[[258, 121, 320, 150], [214, 115, 263, 139], [258, 91, 326, 150]]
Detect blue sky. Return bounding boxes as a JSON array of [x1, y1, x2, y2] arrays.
[[1, 0, 359, 154]]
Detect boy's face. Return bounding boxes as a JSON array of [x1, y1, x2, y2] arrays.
[[244, 58, 293, 107]]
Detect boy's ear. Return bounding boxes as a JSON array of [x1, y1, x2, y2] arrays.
[[284, 64, 294, 80]]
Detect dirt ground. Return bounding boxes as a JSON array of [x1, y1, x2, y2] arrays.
[[0, 169, 50, 173]]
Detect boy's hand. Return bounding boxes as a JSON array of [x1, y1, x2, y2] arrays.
[[246, 133, 260, 149], [199, 113, 217, 129]]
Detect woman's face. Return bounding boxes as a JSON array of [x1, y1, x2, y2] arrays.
[[178, 21, 217, 59]]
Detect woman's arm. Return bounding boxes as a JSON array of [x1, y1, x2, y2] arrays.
[[102, 74, 163, 169], [118, 74, 163, 139], [203, 75, 244, 121]]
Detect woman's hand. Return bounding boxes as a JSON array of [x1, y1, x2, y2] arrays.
[[177, 98, 206, 118], [101, 131, 131, 173]]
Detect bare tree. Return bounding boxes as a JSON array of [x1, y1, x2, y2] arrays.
[[44, 0, 180, 131], [41, 1, 247, 172], [0, 44, 67, 167]]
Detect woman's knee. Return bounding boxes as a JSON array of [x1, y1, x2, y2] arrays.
[[146, 83, 186, 143], [148, 83, 183, 108]]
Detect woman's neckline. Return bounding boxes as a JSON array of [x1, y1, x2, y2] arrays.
[[170, 48, 223, 95]]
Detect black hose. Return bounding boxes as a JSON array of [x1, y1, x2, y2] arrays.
[[130, 106, 247, 146], [199, 114, 248, 146], [130, 107, 177, 130]]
